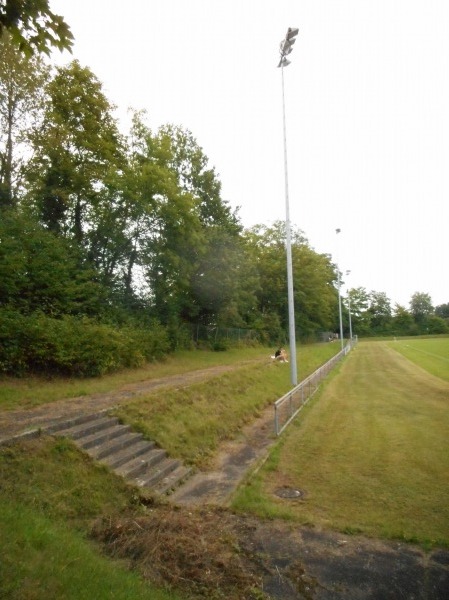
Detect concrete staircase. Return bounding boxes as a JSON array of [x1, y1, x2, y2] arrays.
[[46, 412, 191, 496]]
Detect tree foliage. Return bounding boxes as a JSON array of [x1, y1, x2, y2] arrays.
[[342, 288, 448, 337], [0, 0, 73, 55], [28, 60, 122, 242], [410, 292, 434, 323], [244, 222, 337, 340], [0, 32, 48, 207]]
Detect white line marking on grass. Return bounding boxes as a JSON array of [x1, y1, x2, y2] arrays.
[[403, 345, 449, 362]]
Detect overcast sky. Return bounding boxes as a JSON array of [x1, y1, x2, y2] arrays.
[[50, 0, 448, 307]]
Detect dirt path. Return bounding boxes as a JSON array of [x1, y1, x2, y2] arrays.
[[0, 362, 258, 442]]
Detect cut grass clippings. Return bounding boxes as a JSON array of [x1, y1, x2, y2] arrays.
[[232, 342, 449, 548]]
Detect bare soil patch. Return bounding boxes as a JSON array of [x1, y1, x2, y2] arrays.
[[92, 504, 449, 599]]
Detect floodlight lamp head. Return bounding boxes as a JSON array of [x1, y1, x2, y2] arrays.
[[277, 57, 291, 68], [287, 27, 299, 40]]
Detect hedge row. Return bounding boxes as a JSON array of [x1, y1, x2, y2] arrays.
[[0, 310, 170, 377]]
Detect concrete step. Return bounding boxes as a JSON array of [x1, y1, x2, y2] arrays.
[[98, 438, 156, 469], [75, 424, 132, 450], [47, 411, 192, 496], [115, 447, 167, 479], [151, 465, 192, 495], [46, 412, 109, 434], [89, 432, 146, 462], [52, 415, 120, 441], [134, 457, 181, 489]]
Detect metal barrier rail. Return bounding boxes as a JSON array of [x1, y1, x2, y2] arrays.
[[274, 338, 357, 436]]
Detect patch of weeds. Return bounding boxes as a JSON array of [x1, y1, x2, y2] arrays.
[[92, 506, 270, 600], [342, 525, 364, 536]]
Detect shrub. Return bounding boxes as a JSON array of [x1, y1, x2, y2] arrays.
[[0, 309, 169, 377]]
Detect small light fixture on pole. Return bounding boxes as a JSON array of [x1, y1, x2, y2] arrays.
[[336, 228, 344, 350], [346, 270, 353, 344], [278, 27, 299, 386]]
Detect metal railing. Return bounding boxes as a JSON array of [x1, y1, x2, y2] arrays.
[[274, 337, 357, 436]]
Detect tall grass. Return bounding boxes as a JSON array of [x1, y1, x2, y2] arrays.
[[0, 437, 181, 599], [0, 501, 179, 600], [232, 342, 449, 547]]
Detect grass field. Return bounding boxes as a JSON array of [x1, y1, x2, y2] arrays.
[[232, 341, 449, 547], [387, 337, 449, 381]]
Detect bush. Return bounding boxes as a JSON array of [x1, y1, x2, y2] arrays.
[[0, 310, 169, 377], [210, 340, 229, 352]]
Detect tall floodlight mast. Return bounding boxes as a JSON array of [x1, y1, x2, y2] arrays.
[[277, 27, 299, 386]]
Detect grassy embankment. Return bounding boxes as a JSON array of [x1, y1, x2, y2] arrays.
[[0, 346, 269, 411], [232, 339, 449, 548], [0, 342, 338, 599]]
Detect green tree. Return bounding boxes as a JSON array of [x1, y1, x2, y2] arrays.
[[126, 115, 253, 333], [157, 124, 240, 232], [0, 210, 103, 316], [392, 304, 415, 336], [244, 222, 337, 340], [346, 287, 371, 336], [435, 303, 449, 319], [0, 32, 48, 207], [410, 292, 434, 324], [426, 315, 449, 334], [121, 113, 206, 331], [368, 291, 392, 334], [0, 0, 73, 55], [27, 60, 123, 243]]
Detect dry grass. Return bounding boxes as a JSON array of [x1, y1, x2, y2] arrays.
[[92, 507, 265, 600]]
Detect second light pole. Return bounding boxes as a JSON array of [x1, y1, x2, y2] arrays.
[[346, 270, 353, 343], [336, 228, 344, 350], [278, 27, 299, 386]]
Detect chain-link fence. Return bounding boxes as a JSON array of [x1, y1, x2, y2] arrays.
[[191, 324, 260, 346], [274, 337, 358, 435], [191, 324, 335, 347]]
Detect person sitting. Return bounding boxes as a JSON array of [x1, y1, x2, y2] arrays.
[[271, 347, 289, 363]]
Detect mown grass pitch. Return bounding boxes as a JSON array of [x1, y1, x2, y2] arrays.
[[388, 336, 449, 381], [232, 341, 449, 547]]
